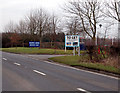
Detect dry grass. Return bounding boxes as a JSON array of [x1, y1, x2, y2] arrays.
[[49, 56, 120, 74], [101, 56, 119, 68]]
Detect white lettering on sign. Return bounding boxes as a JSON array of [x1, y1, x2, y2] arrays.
[[65, 35, 80, 47], [29, 41, 40, 47]]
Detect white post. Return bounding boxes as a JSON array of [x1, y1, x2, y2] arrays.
[[65, 47, 66, 52], [73, 47, 75, 56], [78, 47, 80, 56]]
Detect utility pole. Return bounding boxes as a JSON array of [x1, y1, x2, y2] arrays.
[[118, 2, 120, 44]]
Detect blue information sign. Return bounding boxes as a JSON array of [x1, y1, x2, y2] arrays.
[[29, 41, 40, 47]]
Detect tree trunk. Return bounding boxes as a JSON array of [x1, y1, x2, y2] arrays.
[[11, 43, 13, 47], [51, 41, 53, 48], [22, 41, 24, 47], [16, 44, 17, 49], [92, 36, 96, 46], [39, 37, 42, 49]]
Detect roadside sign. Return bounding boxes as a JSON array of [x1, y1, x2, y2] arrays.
[[65, 35, 80, 47], [29, 41, 40, 47]]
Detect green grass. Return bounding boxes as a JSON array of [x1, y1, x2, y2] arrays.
[[1, 47, 85, 55], [49, 56, 120, 74]]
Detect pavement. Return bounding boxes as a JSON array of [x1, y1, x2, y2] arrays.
[[2, 52, 119, 92], [24, 54, 65, 61]]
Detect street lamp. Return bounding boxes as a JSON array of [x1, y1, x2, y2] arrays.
[[99, 24, 102, 46], [99, 24, 102, 28]]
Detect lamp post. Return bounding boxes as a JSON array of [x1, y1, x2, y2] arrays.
[[34, 31, 37, 42], [99, 24, 102, 45], [96, 24, 102, 46]]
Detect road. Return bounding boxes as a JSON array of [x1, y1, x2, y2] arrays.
[[24, 54, 65, 61], [2, 52, 119, 92]]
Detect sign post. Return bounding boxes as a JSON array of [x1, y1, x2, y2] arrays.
[[65, 46, 66, 52], [65, 35, 80, 56], [78, 47, 80, 56], [73, 47, 75, 56]]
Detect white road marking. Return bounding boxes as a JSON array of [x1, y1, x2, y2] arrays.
[[33, 70, 46, 76], [44, 61, 118, 80], [2, 58, 7, 61], [18, 55, 118, 79], [14, 63, 21, 66], [44, 61, 68, 68], [32, 58, 39, 60], [77, 88, 91, 93]]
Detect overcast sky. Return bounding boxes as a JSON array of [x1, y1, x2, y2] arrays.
[[0, 0, 67, 32], [0, 0, 118, 38]]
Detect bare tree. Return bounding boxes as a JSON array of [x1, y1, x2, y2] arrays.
[[16, 20, 28, 47], [104, 0, 120, 22], [34, 9, 49, 47], [104, 1, 120, 49], [4, 21, 16, 33], [66, 17, 79, 35], [25, 11, 37, 41], [17, 20, 28, 34], [4, 21, 21, 47], [65, 17, 86, 38], [64, 0, 103, 44], [103, 23, 114, 43], [25, 8, 49, 47], [48, 14, 60, 47]]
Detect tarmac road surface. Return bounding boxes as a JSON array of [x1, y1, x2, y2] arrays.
[[2, 52, 119, 92]]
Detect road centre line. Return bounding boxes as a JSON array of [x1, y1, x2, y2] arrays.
[[77, 88, 91, 93], [44, 61, 118, 80], [2, 58, 7, 61], [33, 70, 46, 76], [14, 63, 21, 66]]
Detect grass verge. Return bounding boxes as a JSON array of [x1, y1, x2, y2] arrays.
[[1, 47, 85, 55], [49, 56, 120, 75]]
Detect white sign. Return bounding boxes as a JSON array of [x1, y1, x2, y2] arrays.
[[65, 35, 80, 47]]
